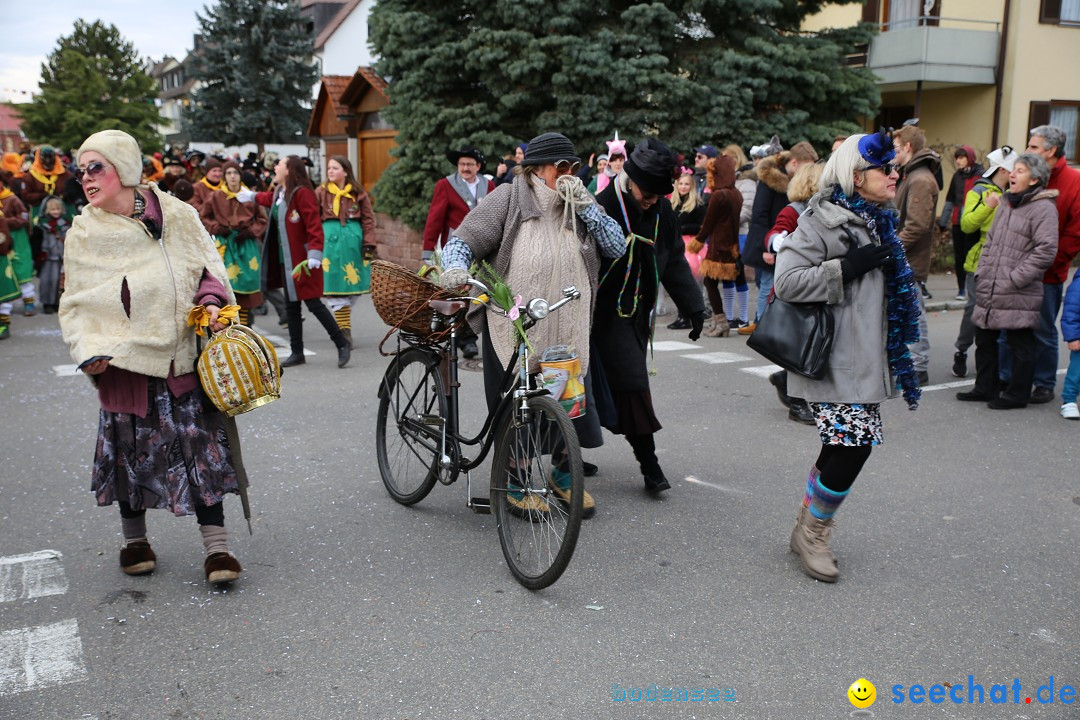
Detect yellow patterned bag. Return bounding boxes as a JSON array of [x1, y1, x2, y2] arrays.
[[196, 324, 282, 416]]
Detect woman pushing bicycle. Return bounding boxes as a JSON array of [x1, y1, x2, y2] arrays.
[[438, 132, 627, 518]]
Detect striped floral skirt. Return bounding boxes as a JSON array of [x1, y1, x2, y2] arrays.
[[92, 379, 238, 516]]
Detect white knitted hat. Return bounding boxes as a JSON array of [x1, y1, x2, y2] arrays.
[[77, 130, 143, 187]]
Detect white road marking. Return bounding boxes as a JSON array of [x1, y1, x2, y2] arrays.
[[651, 340, 702, 352], [0, 619, 88, 696], [685, 475, 751, 495], [52, 365, 81, 377], [680, 351, 752, 365], [740, 364, 783, 377], [261, 333, 316, 356], [0, 551, 68, 603]]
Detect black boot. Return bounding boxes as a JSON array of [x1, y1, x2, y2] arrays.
[[281, 301, 306, 367], [666, 315, 691, 330], [626, 433, 670, 494], [305, 298, 350, 368], [768, 370, 791, 408], [788, 398, 815, 425]]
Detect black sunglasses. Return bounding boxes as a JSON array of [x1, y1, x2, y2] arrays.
[[864, 163, 898, 175], [75, 161, 109, 184]]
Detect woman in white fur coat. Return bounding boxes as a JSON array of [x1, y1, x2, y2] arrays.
[[59, 130, 244, 586]]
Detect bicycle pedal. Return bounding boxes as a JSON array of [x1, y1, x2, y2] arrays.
[[419, 414, 444, 426], [469, 496, 491, 514]]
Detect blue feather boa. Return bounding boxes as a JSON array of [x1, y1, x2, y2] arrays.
[[830, 186, 922, 410]]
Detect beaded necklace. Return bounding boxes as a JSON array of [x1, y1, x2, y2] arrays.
[[599, 180, 660, 319]]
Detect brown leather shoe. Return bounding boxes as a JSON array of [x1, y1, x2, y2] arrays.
[[204, 552, 242, 584], [119, 541, 156, 576]]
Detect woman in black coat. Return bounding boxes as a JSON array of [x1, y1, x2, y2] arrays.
[[593, 139, 705, 494]]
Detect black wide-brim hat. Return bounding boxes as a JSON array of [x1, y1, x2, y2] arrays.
[[520, 133, 580, 167], [625, 138, 676, 196], [447, 146, 486, 171]]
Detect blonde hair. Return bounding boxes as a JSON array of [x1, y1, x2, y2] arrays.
[[670, 173, 700, 212], [721, 144, 748, 168], [44, 196, 66, 214], [787, 161, 824, 203]]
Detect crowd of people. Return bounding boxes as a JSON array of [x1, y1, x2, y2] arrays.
[[7, 117, 1077, 587]]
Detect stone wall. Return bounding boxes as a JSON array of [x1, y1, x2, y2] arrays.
[[373, 212, 423, 269]]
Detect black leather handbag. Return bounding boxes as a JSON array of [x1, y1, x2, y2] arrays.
[[746, 293, 834, 380]]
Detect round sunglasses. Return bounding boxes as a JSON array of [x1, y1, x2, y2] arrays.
[[555, 159, 581, 176], [75, 161, 110, 184]]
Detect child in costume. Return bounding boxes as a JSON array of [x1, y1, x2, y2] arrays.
[[593, 132, 626, 195], [38, 196, 69, 314]]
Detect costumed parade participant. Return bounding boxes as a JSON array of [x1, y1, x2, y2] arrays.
[[7, 151, 50, 314], [593, 138, 705, 494], [58, 130, 244, 585], [191, 157, 223, 213], [314, 156, 376, 348], [0, 211, 18, 339], [239, 156, 351, 369], [593, 132, 626, 195], [439, 132, 626, 517], [774, 132, 921, 582], [199, 161, 268, 327]]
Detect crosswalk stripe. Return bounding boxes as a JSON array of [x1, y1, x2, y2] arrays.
[[650, 340, 702, 352], [260, 333, 315, 356], [0, 551, 67, 603], [0, 619, 88, 696], [740, 364, 784, 378], [680, 351, 752, 365]]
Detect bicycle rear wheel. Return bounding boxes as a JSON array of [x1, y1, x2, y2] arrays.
[[376, 348, 446, 505], [490, 394, 583, 589]]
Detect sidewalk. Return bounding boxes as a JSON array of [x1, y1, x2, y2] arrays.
[[922, 271, 969, 312]]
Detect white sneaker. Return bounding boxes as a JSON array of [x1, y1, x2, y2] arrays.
[[1061, 402, 1079, 420]]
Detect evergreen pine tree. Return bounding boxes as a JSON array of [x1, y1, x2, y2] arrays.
[[369, 0, 878, 228], [187, 0, 318, 155], [20, 20, 163, 152]]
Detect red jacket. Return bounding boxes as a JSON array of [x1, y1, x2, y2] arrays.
[[423, 176, 495, 251], [255, 186, 325, 301], [1044, 155, 1080, 284]]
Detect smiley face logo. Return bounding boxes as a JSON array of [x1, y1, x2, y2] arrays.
[[848, 678, 876, 708]]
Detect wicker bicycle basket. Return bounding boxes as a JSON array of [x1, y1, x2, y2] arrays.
[[370, 260, 464, 344]]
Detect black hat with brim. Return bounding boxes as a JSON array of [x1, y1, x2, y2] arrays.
[[520, 133, 580, 167], [625, 138, 676, 196], [447, 146, 486, 171]]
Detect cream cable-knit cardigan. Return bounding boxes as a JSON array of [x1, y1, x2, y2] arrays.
[[59, 184, 235, 378]]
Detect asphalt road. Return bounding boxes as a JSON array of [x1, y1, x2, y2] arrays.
[[1, 292, 1077, 720]]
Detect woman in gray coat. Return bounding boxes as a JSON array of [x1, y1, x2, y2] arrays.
[[956, 153, 1058, 409], [774, 132, 922, 582]]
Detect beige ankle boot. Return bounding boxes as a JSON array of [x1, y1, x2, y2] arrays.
[[703, 314, 730, 337], [789, 505, 838, 582]]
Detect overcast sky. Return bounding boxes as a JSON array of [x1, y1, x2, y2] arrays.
[[0, 1, 207, 103]]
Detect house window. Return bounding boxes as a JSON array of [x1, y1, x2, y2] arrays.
[[1040, 0, 1080, 24], [1029, 101, 1080, 163]]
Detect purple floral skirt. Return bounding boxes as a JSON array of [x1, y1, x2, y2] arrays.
[[92, 379, 238, 516]]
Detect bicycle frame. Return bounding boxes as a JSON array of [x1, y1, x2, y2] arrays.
[[384, 285, 581, 510]]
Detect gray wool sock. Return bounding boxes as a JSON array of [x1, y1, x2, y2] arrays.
[[121, 515, 147, 544], [199, 524, 229, 556]]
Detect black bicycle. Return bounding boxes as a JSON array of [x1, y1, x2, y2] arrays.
[[376, 280, 585, 589]]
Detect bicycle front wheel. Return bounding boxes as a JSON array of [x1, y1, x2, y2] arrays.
[[376, 348, 446, 505], [490, 394, 584, 589]]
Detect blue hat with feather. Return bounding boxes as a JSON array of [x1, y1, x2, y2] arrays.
[[858, 128, 896, 167]]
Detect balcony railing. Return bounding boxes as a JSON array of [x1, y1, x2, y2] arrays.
[[868, 16, 999, 88]]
